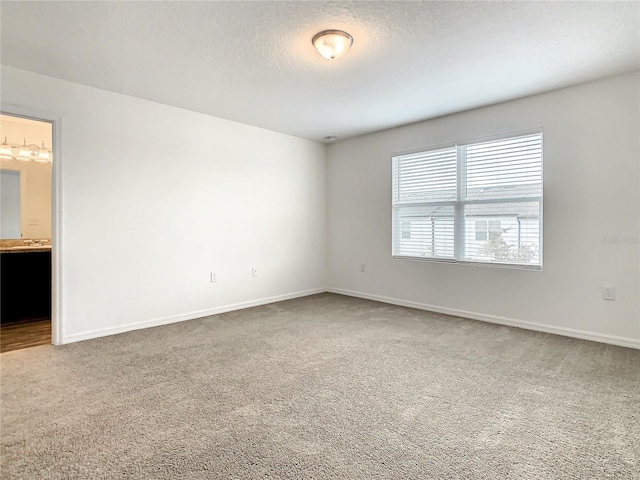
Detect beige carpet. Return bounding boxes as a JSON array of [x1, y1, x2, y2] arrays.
[[1, 293, 639, 479]]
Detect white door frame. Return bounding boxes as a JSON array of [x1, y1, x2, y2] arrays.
[[1, 103, 63, 345]]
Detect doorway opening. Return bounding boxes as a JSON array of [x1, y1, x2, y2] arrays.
[[0, 113, 54, 352]]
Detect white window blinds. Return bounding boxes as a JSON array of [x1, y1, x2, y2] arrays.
[[392, 131, 543, 268]]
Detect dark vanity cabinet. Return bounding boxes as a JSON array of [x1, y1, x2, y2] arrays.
[[0, 251, 51, 323]]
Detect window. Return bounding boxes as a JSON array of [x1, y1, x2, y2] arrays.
[[392, 131, 542, 268], [475, 220, 488, 241], [401, 221, 411, 239]]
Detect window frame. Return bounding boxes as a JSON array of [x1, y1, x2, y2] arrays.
[[391, 129, 543, 271]]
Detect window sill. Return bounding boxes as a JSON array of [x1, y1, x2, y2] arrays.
[[392, 255, 542, 271]]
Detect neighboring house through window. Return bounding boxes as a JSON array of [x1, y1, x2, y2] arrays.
[[392, 131, 543, 268]]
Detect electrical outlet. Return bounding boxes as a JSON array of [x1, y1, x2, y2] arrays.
[[602, 285, 615, 301], [210, 272, 218, 283], [252, 267, 258, 277], [360, 263, 366, 273]]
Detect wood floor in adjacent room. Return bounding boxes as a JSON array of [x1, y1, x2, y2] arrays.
[[0, 318, 51, 353]]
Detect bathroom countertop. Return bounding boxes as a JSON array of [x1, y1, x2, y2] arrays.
[[0, 245, 52, 254]]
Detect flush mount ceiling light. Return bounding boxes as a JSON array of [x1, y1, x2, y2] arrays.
[[312, 30, 353, 60]]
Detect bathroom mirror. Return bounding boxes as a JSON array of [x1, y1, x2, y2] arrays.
[[0, 163, 52, 240], [1, 170, 21, 238]]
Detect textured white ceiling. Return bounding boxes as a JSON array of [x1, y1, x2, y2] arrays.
[[1, 1, 639, 142]]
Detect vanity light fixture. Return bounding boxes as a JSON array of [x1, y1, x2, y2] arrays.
[[0, 136, 52, 163], [312, 30, 353, 60]]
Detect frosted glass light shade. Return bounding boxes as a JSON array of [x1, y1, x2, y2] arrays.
[[0, 136, 12, 159], [16, 139, 33, 161], [36, 141, 53, 163], [312, 30, 353, 60]]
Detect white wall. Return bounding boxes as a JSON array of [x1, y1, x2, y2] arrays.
[[1, 66, 327, 343], [327, 72, 640, 348], [2, 66, 638, 348]]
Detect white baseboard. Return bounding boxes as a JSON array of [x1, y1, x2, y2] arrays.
[[62, 288, 326, 345], [328, 288, 640, 350], [61, 286, 639, 350]]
